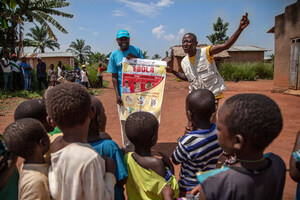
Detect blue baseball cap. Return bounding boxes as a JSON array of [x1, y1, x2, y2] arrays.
[[117, 29, 130, 38]]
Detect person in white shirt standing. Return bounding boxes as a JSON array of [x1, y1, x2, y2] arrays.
[[81, 65, 89, 89], [10, 54, 22, 91], [0, 51, 13, 93]]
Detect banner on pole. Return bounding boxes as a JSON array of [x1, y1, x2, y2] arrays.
[[121, 58, 166, 122]]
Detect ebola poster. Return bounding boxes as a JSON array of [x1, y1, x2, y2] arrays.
[[121, 58, 166, 122]]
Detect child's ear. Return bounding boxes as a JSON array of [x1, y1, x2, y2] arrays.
[[233, 134, 244, 151], [46, 116, 56, 128]]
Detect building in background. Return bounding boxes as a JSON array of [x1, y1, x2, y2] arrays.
[[268, 0, 300, 92], [24, 52, 75, 69]]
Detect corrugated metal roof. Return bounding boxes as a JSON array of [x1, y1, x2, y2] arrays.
[[24, 52, 75, 58], [227, 46, 270, 52]]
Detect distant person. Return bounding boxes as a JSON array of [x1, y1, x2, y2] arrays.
[[81, 65, 89, 89], [57, 61, 65, 78], [3, 118, 51, 200], [88, 96, 128, 200], [0, 51, 13, 93], [167, 13, 249, 124], [75, 69, 82, 84], [172, 89, 222, 196], [191, 93, 286, 200], [97, 63, 105, 88], [20, 57, 32, 91], [57, 71, 67, 84], [107, 29, 143, 152], [36, 57, 48, 91], [289, 130, 300, 199], [125, 111, 179, 199], [10, 54, 22, 91], [45, 83, 116, 199], [48, 64, 57, 87]]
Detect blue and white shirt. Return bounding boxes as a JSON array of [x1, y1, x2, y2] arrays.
[[172, 123, 222, 192]]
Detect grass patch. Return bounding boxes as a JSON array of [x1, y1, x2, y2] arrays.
[[0, 90, 43, 101], [218, 62, 274, 82]]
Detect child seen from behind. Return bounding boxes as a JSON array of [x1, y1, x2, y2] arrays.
[[88, 96, 128, 200], [125, 111, 179, 200], [172, 89, 222, 196], [45, 82, 116, 200], [3, 118, 51, 200]]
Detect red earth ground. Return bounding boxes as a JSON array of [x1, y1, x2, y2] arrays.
[[0, 73, 299, 199]]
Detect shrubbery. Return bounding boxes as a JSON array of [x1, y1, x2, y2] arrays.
[[218, 62, 274, 82]]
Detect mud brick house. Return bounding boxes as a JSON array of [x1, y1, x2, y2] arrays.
[[24, 52, 75, 69], [268, 0, 300, 92]]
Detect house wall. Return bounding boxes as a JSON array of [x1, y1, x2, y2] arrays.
[[26, 57, 74, 69], [172, 57, 184, 72], [273, 0, 300, 91], [227, 51, 264, 63]]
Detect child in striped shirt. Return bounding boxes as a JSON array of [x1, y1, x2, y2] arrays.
[[172, 89, 222, 197]]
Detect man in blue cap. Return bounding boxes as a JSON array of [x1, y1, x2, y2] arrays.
[[107, 29, 143, 152]]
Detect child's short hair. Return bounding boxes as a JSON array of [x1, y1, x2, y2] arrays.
[[45, 82, 91, 129], [14, 99, 47, 123], [125, 111, 159, 147], [3, 118, 47, 158], [224, 93, 283, 150], [186, 89, 215, 119]]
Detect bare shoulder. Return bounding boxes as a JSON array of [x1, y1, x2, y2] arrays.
[[133, 153, 167, 178]]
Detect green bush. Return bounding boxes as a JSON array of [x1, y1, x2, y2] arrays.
[[86, 63, 108, 88], [218, 62, 273, 81]]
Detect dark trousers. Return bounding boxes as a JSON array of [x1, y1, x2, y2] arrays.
[[98, 76, 103, 88], [82, 81, 89, 89], [13, 72, 22, 90], [37, 76, 48, 91]]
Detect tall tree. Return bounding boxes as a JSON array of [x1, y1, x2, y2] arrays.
[[88, 51, 106, 63], [0, 0, 73, 54], [67, 39, 91, 64], [23, 25, 60, 53], [206, 17, 229, 45], [152, 54, 161, 60]]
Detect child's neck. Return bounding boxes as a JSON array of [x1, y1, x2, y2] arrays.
[[61, 122, 89, 144], [235, 152, 268, 170], [24, 154, 46, 165], [87, 129, 101, 143], [192, 120, 212, 131], [134, 146, 152, 157]]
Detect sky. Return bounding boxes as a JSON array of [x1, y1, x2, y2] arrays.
[[24, 0, 298, 58]]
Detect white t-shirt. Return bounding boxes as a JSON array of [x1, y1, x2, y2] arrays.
[[48, 143, 116, 200], [81, 70, 89, 82], [1, 58, 12, 73]]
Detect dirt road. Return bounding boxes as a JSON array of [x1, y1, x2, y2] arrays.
[[0, 73, 299, 199]]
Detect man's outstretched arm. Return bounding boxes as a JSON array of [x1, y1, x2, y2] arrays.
[[210, 13, 250, 56]]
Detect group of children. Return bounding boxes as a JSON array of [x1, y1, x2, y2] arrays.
[[47, 62, 90, 89], [0, 81, 295, 200]]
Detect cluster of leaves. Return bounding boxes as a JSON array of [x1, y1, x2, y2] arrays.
[[0, 0, 73, 54], [206, 17, 229, 45], [218, 62, 274, 82]]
